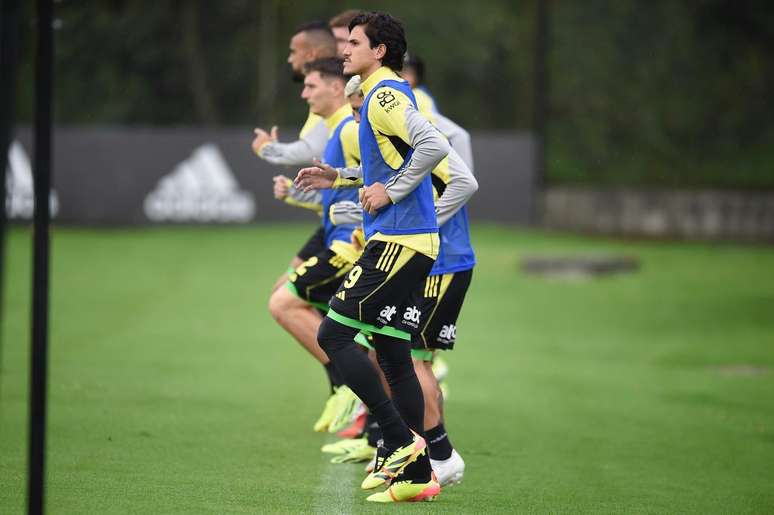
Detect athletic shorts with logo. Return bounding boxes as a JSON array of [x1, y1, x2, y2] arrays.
[[296, 225, 326, 261], [396, 269, 473, 351], [328, 240, 434, 335], [288, 249, 353, 309]]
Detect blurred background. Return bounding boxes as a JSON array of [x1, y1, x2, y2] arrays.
[[6, 0, 774, 236], [2, 2, 774, 514]]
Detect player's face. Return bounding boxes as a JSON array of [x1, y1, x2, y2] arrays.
[[287, 32, 310, 80], [343, 25, 382, 76], [332, 26, 349, 57], [302, 71, 336, 116], [349, 94, 364, 123]]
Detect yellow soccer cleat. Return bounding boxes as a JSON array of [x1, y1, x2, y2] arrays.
[[366, 477, 441, 503], [330, 442, 376, 464], [321, 437, 369, 455], [328, 386, 364, 434], [313, 390, 340, 432], [361, 432, 427, 490]]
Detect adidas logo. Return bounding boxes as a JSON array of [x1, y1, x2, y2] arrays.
[[144, 143, 255, 222], [5, 140, 60, 219], [335, 291, 346, 301]]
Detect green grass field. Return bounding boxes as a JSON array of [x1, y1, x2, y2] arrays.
[[1, 224, 773, 514]]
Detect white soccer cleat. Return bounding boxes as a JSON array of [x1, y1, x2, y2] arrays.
[[430, 449, 465, 487]]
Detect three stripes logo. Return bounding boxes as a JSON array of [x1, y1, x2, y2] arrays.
[[5, 141, 60, 219], [144, 143, 255, 223], [424, 275, 442, 298], [376, 242, 401, 272]]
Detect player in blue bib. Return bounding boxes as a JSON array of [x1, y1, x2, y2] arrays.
[[296, 12, 450, 503]]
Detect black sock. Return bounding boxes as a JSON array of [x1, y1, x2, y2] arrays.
[[426, 423, 453, 460], [323, 361, 343, 394], [373, 333, 425, 435], [397, 452, 432, 483], [317, 317, 412, 447], [365, 413, 382, 447]]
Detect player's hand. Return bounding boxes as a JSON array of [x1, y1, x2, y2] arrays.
[[295, 159, 337, 191], [272, 175, 290, 200], [252, 126, 278, 154], [361, 182, 391, 215]]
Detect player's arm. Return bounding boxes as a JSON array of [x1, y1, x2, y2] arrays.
[[435, 148, 478, 226], [433, 113, 475, 173], [273, 175, 323, 212], [295, 161, 363, 191], [329, 200, 364, 226], [253, 120, 328, 166], [285, 183, 323, 212], [370, 89, 451, 204]]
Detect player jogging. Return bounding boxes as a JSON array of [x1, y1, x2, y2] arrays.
[[296, 11, 448, 503]]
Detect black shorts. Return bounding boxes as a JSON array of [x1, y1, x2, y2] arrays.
[[327, 240, 434, 339], [296, 226, 326, 261], [288, 249, 353, 310], [397, 269, 473, 352]]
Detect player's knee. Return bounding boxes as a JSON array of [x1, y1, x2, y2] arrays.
[[317, 317, 357, 355], [375, 345, 413, 385], [268, 288, 290, 322]]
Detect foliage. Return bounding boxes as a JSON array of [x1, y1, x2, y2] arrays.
[[12, 1, 774, 188]]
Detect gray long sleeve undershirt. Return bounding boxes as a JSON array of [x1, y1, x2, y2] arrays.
[[286, 184, 322, 209], [384, 104, 451, 204], [434, 113, 475, 173], [434, 148, 478, 226], [258, 119, 328, 166], [330, 147, 478, 227]]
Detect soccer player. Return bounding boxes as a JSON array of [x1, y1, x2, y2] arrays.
[[250, 23, 350, 421], [319, 74, 477, 486], [251, 21, 337, 296], [268, 57, 366, 434], [296, 11, 447, 503]]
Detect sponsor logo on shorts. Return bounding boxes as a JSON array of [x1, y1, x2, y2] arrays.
[[402, 306, 422, 329], [438, 324, 457, 344], [378, 305, 397, 324]]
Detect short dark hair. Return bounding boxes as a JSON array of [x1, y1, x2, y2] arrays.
[[329, 10, 361, 29], [404, 54, 425, 85], [293, 20, 337, 57], [348, 12, 407, 71], [294, 20, 332, 36], [304, 57, 347, 82]]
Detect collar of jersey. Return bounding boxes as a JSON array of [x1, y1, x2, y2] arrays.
[[361, 66, 405, 96], [324, 103, 353, 133]]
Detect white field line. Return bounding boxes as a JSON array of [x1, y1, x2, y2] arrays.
[[312, 438, 358, 515]]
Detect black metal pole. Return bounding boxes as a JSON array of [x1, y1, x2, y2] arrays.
[[0, 0, 22, 362], [532, 0, 549, 224], [29, 0, 53, 513]]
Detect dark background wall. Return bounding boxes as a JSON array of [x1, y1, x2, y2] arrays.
[[9, 128, 535, 225]]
